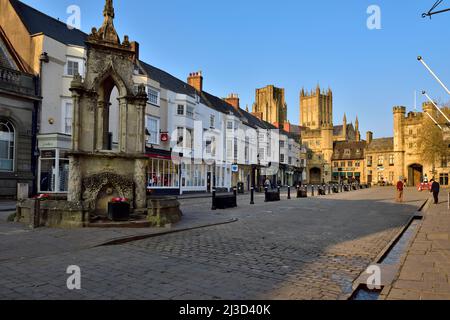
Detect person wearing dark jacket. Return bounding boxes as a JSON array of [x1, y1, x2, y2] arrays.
[[430, 179, 440, 205]]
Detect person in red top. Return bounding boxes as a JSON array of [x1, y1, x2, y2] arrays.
[[396, 178, 405, 203]]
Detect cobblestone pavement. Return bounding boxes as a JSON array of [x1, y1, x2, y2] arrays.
[[0, 187, 427, 300], [385, 194, 450, 300]]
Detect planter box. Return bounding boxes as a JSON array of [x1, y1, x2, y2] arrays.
[[265, 191, 280, 202], [214, 194, 237, 209], [108, 202, 130, 221]]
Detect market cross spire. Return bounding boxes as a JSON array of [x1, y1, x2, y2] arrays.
[[95, 0, 120, 44]]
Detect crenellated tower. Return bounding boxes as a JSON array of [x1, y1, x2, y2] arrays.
[[300, 85, 333, 130]]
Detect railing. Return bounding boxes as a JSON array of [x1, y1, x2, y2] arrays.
[[0, 66, 36, 96]]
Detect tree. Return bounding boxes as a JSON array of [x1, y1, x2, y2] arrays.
[[417, 107, 450, 171]]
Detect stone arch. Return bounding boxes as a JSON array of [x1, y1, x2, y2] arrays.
[[309, 167, 322, 184], [407, 163, 423, 187], [82, 172, 134, 215], [92, 67, 129, 151]]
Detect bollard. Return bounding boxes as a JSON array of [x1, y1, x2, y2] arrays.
[[264, 187, 268, 202], [233, 187, 238, 207], [288, 186, 291, 200], [328, 185, 331, 195], [250, 187, 255, 205], [212, 189, 217, 210], [311, 185, 315, 197]]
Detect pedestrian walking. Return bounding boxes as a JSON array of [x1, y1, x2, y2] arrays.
[[396, 178, 405, 203], [430, 179, 440, 205]]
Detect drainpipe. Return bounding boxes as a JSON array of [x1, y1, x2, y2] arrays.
[[31, 52, 49, 196]]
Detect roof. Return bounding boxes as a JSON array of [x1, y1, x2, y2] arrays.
[[139, 61, 197, 98], [367, 137, 394, 152], [10, 0, 88, 46], [9, 0, 290, 133], [334, 124, 356, 136], [332, 141, 366, 160]]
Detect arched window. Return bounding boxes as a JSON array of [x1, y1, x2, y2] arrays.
[[0, 120, 15, 172]]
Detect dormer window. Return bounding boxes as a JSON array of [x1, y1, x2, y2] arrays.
[[186, 106, 195, 118]]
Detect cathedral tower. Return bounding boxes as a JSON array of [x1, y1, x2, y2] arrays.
[[252, 85, 287, 127], [300, 85, 333, 130]]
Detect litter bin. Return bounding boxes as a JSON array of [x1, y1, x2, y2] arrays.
[[108, 198, 130, 221], [237, 182, 245, 194]]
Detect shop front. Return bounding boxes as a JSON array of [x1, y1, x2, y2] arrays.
[[146, 149, 180, 196]]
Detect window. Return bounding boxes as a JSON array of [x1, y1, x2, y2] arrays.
[[147, 159, 179, 188], [389, 154, 395, 166], [340, 162, 345, 167], [234, 137, 238, 160], [355, 161, 360, 168], [210, 115, 215, 128], [280, 154, 285, 163], [39, 149, 69, 193], [206, 137, 216, 157], [177, 105, 185, 115], [66, 59, 80, 76], [186, 128, 193, 149], [186, 106, 195, 118], [334, 162, 339, 168], [146, 116, 160, 145], [62, 101, 73, 134], [367, 156, 373, 167], [344, 149, 351, 156], [280, 141, 285, 148], [227, 121, 233, 130], [288, 157, 292, 165], [348, 161, 353, 167], [289, 144, 292, 151], [176, 127, 184, 147], [147, 88, 160, 106], [0, 120, 14, 172], [442, 156, 449, 168], [440, 173, 449, 186], [389, 172, 395, 183], [245, 137, 250, 162], [378, 156, 384, 166]]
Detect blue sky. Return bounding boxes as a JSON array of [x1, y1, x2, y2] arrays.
[[21, 0, 450, 137]]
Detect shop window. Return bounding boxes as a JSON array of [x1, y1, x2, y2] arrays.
[[147, 159, 179, 188], [39, 149, 69, 193]]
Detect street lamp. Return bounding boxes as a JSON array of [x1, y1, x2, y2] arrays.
[[422, 91, 450, 125]]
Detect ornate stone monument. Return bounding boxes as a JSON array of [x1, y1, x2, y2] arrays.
[[68, 0, 148, 217], [16, 0, 182, 228]]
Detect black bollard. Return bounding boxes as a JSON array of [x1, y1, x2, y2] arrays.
[[264, 187, 268, 202], [212, 189, 217, 210], [311, 185, 315, 197], [250, 187, 255, 205], [233, 187, 238, 207], [288, 186, 291, 200]]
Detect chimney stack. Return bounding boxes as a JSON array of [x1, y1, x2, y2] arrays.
[[224, 93, 240, 110], [187, 71, 203, 92], [366, 131, 373, 144]]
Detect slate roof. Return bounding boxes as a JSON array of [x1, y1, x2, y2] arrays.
[[332, 141, 367, 160], [9, 0, 293, 133], [367, 137, 394, 152], [10, 0, 88, 46], [334, 124, 356, 137]]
